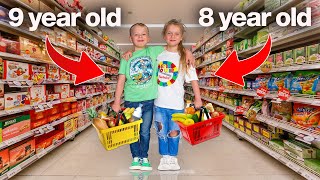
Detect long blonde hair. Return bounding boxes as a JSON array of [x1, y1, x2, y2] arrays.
[[162, 19, 187, 74]]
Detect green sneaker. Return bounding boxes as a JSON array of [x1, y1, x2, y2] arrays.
[[140, 158, 152, 171], [129, 157, 141, 170]]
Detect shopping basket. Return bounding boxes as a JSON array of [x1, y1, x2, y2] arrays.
[[92, 109, 143, 150], [176, 107, 224, 145]]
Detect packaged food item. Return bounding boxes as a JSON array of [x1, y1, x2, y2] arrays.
[[307, 44, 320, 62], [269, 139, 285, 153], [294, 47, 306, 64], [38, 26, 55, 43], [241, 96, 255, 110], [19, 37, 43, 59], [290, 71, 320, 95], [3, 61, 30, 81], [29, 85, 46, 105], [260, 55, 274, 73], [284, 140, 316, 161], [261, 99, 271, 116], [292, 103, 320, 128], [0, 149, 9, 175], [246, 100, 262, 123], [46, 64, 60, 81], [268, 72, 292, 91], [54, 84, 70, 99], [271, 101, 292, 122], [260, 128, 280, 143], [256, 28, 269, 45], [275, 52, 284, 67], [0, 6, 9, 22], [284, 50, 294, 65], [4, 92, 30, 110], [54, 27, 68, 46], [30, 65, 46, 84], [9, 138, 35, 168], [252, 75, 271, 90], [0, 115, 31, 142], [0, 36, 20, 55]]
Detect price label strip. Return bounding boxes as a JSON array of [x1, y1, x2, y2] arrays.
[[7, 165, 22, 178], [36, 149, 48, 159]]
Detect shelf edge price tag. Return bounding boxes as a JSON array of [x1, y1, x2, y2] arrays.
[[256, 87, 268, 97], [277, 88, 290, 101], [235, 106, 245, 115], [7, 165, 22, 178], [6, 138, 17, 146]]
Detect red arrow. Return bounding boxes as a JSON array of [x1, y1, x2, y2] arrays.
[[214, 35, 272, 86], [45, 37, 104, 85]]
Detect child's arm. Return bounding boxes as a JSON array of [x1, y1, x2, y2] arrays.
[[122, 50, 133, 61], [112, 74, 126, 112], [185, 49, 195, 67], [191, 80, 203, 109]]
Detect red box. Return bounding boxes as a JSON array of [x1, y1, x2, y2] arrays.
[[47, 104, 60, 115], [60, 102, 71, 112], [47, 113, 61, 122], [71, 102, 77, 109], [31, 118, 48, 129], [0, 37, 20, 55], [0, 149, 9, 175], [9, 138, 35, 168], [46, 94, 60, 101], [61, 110, 71, 117], [30, 110, 46, 121], [52, 130, 64, 143], [71, 108, 77, 114]]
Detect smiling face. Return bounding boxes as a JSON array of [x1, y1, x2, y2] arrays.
[[130, 25, 150, 50], [163, 24, 183, 48]]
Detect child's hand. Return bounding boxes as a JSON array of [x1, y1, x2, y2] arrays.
[[194, 98, 203, 109], [185, 49, 195, 67], [122, 50, 133, 61], [111, 102, 121, 113]]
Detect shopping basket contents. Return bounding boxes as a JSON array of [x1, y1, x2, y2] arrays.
[[92, 106, 143, 150], [173, 104, 224, 145]]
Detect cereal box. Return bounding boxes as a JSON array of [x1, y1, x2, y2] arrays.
[[29, 65, 46, 84], [4, 61, 30, 81], [9, 138, 35, 169], [0, 115, 31, 142], [29, 85, 46, 105], [4, 92, 30, 110]]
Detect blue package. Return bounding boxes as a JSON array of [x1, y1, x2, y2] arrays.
[[268, 72, 292, 91]]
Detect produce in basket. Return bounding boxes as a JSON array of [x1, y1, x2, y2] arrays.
[[172, 113, 194, 126], [93, 118, 109, 130]]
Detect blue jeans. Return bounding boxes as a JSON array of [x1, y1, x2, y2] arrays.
[[154, 106, 184, 156], [124, 100, 154, 158]]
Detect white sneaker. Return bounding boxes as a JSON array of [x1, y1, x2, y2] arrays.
[[158, 157, 171, 171], [168, 157, 180, 171]]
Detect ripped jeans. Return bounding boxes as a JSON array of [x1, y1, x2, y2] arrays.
[[154, 106, 184, 156]]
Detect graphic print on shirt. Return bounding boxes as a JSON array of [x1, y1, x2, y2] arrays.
[[129, 56, 153, 85], [157, 61, 179, 87]]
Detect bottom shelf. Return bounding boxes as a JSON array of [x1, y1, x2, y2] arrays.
[[222, 121, 320, 180], [0, 122, 92, 180]]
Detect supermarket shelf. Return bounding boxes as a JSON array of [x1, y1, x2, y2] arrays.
[[195, 38, 229, 59], [254, 114, 320, 140], [198, 86, 320, 106], [196, 57, 226, 69], [250, 62, 320, 74], [0, 121, 91, 180], [198, 74, 216, 79], [222, 121, 320, 180], [106, 98, 115, 104], [0, 21, 42, 42], [107, 90, 116, 94], [241, 0, 264, 13], [0, 131, 34, 151], [0, 52, 52, 65], [192, 30, 221, 53], [238, 24, 320, 56], [76, 92, 104, 100], [201, 96, 237, 111], [2, 0, 37, 13], [0, 106, 32, 118], [234, 0, 303, 39], [106, 81, 117, 84]]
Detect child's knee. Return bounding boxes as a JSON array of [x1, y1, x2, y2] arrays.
[[155, 121, 166, 139], [169, 130, 180, 137]]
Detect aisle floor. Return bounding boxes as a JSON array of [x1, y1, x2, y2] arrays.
[[12, 126, 304, 180]]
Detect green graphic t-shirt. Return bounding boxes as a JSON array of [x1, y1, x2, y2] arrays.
[[119, 46, 164, 102]]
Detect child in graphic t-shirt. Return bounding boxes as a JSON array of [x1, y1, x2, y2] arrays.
[[112, 23, 195, 171], [154, 19, 202, 171]]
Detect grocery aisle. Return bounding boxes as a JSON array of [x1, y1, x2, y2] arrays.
[[12, 126, 303, 180]]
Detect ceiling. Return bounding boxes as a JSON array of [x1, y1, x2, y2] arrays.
[[81, 0, 242, 52]]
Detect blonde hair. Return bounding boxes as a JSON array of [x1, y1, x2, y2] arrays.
[[130, 23, 149, 36], [162, 19, 187, 74]]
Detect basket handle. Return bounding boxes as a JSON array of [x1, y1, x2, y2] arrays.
[[199, 106, 211, 121]]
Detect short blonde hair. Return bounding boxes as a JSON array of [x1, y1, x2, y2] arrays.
[[130, 23, 149, 36]]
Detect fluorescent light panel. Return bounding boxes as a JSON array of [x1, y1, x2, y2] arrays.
[[117, 43, 196, 46], [119, 24, 202, 28]]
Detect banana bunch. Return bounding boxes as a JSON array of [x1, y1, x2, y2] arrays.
[[123, 107, 135, 120], [172, 113, 195, 126]]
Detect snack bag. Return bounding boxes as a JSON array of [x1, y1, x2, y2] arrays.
[[246, 100, 262, 123], [271, 101, 293, 122], [292, 103, 320, 128], [241, 96, 255, 110], [268, 72, 292, 91], [252, 75, 271, 90], [290, 71, 320, 95]]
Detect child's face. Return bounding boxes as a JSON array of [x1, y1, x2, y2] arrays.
[[163, 25, 183, 47], [130, 26, 150, 49]]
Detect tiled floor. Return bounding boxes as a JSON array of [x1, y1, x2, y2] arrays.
[[12, 126, 304, 180]]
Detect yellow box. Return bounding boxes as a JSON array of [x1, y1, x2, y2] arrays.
[[240, 126, 245, 132], [245, 128, 252, 136], [253, 124, 260, 133], [238, 119, 245, 126], [245, 121, 252, 130], [234, 122, 239, 129]]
